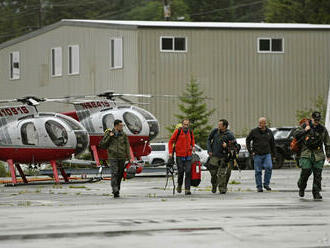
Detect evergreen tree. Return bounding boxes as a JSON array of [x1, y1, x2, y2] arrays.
[[167, 78, 215, 148]]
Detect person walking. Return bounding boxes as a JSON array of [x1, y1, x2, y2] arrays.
[[99, 119, 131, 198], [293, 112, 330, 200], [168, 119, 195, 195], [246, 117, 276, 192], [207, 119, 237, 194]]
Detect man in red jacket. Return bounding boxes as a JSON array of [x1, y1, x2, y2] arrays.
[[168, 119, 195, 195]]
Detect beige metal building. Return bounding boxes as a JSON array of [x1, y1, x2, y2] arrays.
[[1, 20, 330, 139]]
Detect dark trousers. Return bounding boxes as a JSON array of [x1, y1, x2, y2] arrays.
[[209, 158, 232, 191], [298, 157, 323, 194], [176, 157, 192, 190], [109, 159, 126, 194]]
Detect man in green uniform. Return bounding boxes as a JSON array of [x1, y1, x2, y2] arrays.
[[293, 112, 330, 200], [99, 119, 131, 198], [207, 119, 237, 194]]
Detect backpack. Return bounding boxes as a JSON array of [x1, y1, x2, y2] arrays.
[[290, 138, 300, 153], [290, 118, 308, 154]]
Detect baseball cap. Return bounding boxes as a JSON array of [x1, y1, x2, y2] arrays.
[[312, 111, 321, 121]]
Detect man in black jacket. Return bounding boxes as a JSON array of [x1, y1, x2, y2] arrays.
[[246, 117, 276, 192]]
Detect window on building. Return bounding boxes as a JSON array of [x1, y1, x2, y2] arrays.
[[160, 37, 187, 52], [68, 45, 79, 75], [9, 51, 20, 80], [258, 38, 284, 53], [51, 47, 62, 76], [109, 38, 123, 69]]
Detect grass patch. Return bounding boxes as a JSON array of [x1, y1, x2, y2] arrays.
[[229, 180, 241, 185], [17, 201, 31, 207], [69, 185, 86, 189], [146, 193, 157, 198], [52, 185, 63, 189]]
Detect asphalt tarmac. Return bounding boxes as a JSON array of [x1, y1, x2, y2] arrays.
[[1, 168, 330, 248]]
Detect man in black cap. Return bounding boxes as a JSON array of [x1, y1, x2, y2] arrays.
[[293, 111, 330, 200]]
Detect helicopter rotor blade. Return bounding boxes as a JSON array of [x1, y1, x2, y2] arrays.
[[0, 99, 19, 104], [117, 96, 133, 104], [116, 93, 152, 98]]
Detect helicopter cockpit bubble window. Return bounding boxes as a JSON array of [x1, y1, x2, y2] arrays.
[[148, 121, 159, 140], [56, 115, 82, 130], [102, 114, 115, 131], [74, 131, 89, 155], [123, 112, 142, 134], [45, 120, 68, 146], [21, 122, 39, 145], [132, 106, 154, 120]]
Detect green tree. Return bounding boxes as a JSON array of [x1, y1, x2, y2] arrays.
[[184, 0, 264, 22], [167, 78, 215, 148], [296, 96, 326, 125], [265, 0, 330, 24]]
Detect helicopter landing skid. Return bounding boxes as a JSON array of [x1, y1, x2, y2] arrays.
[[4, 177, 102, 187]]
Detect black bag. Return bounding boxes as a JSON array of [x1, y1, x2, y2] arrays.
[[167, 156, 175, 166]]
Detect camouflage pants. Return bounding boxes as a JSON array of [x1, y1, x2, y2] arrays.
[[298, 155, 324, 194], [109, 159, 126, 194], [208, 157, 232, 192]]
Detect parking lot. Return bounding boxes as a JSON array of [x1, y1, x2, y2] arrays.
[[0, 168, 330, 248]]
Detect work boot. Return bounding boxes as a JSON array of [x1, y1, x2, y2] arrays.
[[298, 188, 305, 197], [257, 188, 263, 192], [313, 192, 322, 200], [211, 185, 217, 194], [113, 192, 120, 198], [177, 185, 182, 193], [219, 188, 227, 194], [185, 190, 191, 195], [264, 185, 272, 191]]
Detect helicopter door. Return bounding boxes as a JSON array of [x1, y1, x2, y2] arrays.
[[102, 113, 115, 131], [21, 122, 39, 145], [45, 120, 68, 146]]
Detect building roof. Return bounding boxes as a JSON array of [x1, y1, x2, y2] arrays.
[[1, 19, 330, 49], [64, 19, 330, 30]]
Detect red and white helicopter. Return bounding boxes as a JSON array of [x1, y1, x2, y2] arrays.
[[60, 92, 160, 177], [0, 96, 89, 184]]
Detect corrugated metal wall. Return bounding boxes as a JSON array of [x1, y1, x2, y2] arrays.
[[138, 28, 330, 139], [0, 25, 139, 112], [0, 24, 329, 140]]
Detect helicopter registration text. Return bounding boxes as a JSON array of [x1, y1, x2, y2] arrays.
[[0, 106, 29, 117], [79, 101, 111, 109]]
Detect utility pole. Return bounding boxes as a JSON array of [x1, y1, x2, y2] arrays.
[[38, 0, 43, 28], [163, 0, 170, 21]]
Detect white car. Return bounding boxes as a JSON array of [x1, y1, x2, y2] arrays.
[[142, 143, 208, 166]]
